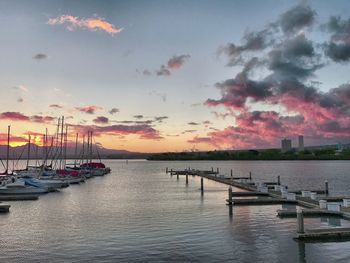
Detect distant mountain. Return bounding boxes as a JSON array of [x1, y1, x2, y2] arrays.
[[0, 144, 150, 160]]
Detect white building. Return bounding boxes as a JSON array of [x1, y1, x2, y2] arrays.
[[298, 135, 304, 151], [281, 138, 292, 153]]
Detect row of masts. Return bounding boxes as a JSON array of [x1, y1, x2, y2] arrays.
[[2, 116, 99, 173]]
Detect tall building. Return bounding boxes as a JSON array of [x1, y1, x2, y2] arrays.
[[298, 135, 304, 151], [281, 138, 292, 153]]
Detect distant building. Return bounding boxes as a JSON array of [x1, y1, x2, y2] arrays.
[[281, 138, 292, 153], [298, 135, 304, 152]]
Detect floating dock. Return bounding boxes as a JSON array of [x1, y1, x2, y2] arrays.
[[167, 167, 350, 242], [0, 195, 39, 201]]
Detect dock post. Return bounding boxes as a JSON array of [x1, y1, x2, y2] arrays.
[[211, 167, 213, 172], [249, 172, 252, 180], [230, 169, 233, 178], [216, 167, 219, 174], [177, 173, 179, 180], [170, 169, 173, 176], [325, 180, 329, 195], [166, 167, 168, 174], [277, 175, 281, 185], [228, 186, 233, 204], [297, 207, 304, 234], [186, 172, 188, 185], [201, 177, 204, 193]]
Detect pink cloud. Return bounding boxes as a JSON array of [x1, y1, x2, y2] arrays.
[[0, 112, 55, 124], [48, 15, 123, 36], [71, 124, 163, 140], [76, 105, 103, 114]]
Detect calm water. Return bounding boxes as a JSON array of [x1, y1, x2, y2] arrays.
[[1, 160, 350, 262]]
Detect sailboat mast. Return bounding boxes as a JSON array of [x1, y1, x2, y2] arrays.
[[74, 133, 78, 167], [81, 135, 85, 166], [90, 131, 93, 163], [6, 125, 10, 173], [26, 135, 31, 169], [59, 116, 64, 169], [86, 131, 90, 164], [64, 124, 68, 168]]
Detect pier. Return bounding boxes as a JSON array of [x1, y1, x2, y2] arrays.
[[166, 167, 350, 242]]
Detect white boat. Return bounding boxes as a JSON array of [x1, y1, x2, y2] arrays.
[[0, 180, 48, 195]]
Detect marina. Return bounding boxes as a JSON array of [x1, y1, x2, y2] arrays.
[[1, 160, 350, 262]]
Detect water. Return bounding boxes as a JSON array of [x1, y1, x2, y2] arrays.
[[1, 160, 350, 262]]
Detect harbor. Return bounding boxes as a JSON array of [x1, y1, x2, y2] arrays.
[[1, 160, 350, 262]]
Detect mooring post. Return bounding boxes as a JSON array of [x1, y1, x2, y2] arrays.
[[211, 167, 213, 172], [230, 169, 233, 178], [325, 180, 329, 195], [201, 177, 204, 193], [177, 173, 179, 180], [297, 207, 304, 234], [186, 172, 188, 185], [249, 172, 252, 180], [216, 168, 219, 175], [277, 175, 281, 185], [170, 169, 173, 175], [228, 186, 233, 204], [166, 167, 168, 174]]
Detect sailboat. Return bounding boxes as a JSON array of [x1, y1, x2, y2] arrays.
[[0, 126, 49, 195]]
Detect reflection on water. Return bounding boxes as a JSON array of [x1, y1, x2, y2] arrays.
[[1, 160, 350, 262]]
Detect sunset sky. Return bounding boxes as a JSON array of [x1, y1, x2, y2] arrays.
[[0, 0, 350, 152]]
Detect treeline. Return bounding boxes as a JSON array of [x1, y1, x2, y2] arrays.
[[147, 149, 350, 161]]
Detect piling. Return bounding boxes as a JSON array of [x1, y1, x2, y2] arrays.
[[201, 177, 204, 193], [216, 168, 219, 174], [170, 169, 173, 176], [230, 169, 233, 177], [166, 167, 168, 173], [249, 172, 252, 180], [177, 173, 179, 180], [277, 175, 281, 185], [186, 172, 188, 185], [325, 180, 329, 195], [228, 187, 233, 204], [211, 167, 213, 172], [297, 207, 304, 234]]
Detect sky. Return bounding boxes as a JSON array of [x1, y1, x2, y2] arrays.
[[0, 0, 350, 152]]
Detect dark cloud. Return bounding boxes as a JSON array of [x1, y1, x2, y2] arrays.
[[167, 54, 191, 69], [322, 16, 350, 62], [49, 104, 63, 109], [156, 65, 171, 76], [219, 30, 273, 66], [109, 108, 119, 115], [154, 116, 168, 123], [325, 42, 350, 62], [278, 4, 316, 34], [188, 122, 199, 125], [93, 116, 109, 124], [182, 129, 197, 134], [143, 69, 151, 76], [33, 53, 48, 60]]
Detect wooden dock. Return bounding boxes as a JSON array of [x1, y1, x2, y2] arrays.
[[277, 208, 343, 218], [227, 198, 297, 206], [0, 195, 39, 201], [295, 228, 350, 241], [167, 168, 350, 242]]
